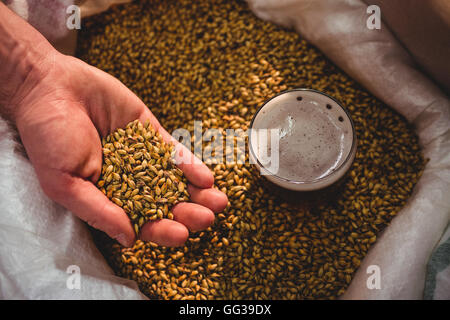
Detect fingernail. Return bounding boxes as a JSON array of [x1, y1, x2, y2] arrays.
[[116, 233, 133, 247]]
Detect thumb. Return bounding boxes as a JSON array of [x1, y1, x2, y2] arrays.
[[40, 170, 135, 247]]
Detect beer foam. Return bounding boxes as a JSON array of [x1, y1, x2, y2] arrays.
[[251, 90, 354, 182]]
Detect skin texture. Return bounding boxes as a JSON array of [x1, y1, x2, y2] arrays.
[[0, 3, 228, 248]]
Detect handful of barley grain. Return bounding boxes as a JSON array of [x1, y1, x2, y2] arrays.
[[97, 120, 189, 235]]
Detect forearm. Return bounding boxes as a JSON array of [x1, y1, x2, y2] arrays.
[[0, 2, 55, 120]]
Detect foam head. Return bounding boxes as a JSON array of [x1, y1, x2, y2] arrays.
[[249, 89, 356, 191]]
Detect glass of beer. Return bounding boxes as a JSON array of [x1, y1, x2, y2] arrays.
[[248, 89, 357, 191]]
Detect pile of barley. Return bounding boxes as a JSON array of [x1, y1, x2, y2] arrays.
[[97, 120, 189, 235], [77, 0, 426, 299]]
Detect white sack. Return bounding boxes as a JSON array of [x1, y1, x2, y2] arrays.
[[424, 225, 450, 300], [247, 0, 450, 299]]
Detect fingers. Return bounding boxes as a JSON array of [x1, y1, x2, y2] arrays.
[[139, 219, 189, 247], [172, 143, 215, 188], [172, 202, 215, 231], [187, 185, 229, 213], [137, 108, 214, 189], [140, 195, 221, 246], [41, 171, 135, 247]]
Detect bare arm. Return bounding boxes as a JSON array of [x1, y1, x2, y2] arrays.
[[0, 1, 55, 119]]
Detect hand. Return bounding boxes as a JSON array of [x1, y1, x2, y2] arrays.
[[8, 50, 228, 247]]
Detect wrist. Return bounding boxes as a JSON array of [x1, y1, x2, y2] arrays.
[[0, 2, 56, 122]]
